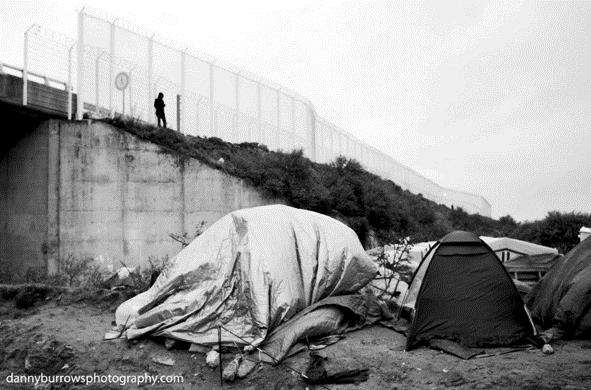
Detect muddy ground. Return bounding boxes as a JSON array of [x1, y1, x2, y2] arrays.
[[1, 290, 590, 389]]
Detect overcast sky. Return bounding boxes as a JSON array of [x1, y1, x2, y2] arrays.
[[2, 0, 590, 221]]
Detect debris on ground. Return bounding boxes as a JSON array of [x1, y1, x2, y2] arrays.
[[429, 338, 484, 360], [206, 349, 220, 368], [151, 353, 175, 366], [542, 344, 554, 355], [236, 358, 259, 379], [439, 371, 468, 387], [304, 352, 369, 385], [164, 338, 180, 350], [4, 334, 75, 375], [222, 354, 242, 382], [189, 343, 209, 353], [308, 334, 346, 351], [103, 327, 121, 340]]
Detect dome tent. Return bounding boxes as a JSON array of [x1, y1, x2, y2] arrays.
[[402, 231, 536, 350]]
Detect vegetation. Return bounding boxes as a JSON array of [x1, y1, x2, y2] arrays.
[[372, 237, 415, 302], [104, 116, 590, 253], [502, 212, 591, 254]]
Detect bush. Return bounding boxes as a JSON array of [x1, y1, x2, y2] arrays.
[[512, 211, 591, 254]]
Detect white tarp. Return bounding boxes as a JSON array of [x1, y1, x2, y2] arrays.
[[115, 205, 377, 348], [480, 236, 558, 261]]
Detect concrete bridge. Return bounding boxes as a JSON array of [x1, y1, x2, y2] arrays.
[[1, 69, 492, 276]]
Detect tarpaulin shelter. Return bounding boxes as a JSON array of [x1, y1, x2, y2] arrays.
[[504, 253, 562, 284], [114, 205, 378, 355], [480, 236, 558, 263], [402, 231, 536, 350], [527, 236, 591, 338]]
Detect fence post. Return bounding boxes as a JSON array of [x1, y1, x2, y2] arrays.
[[257, 82, 262, 144], [147, 34, 154, 123], [176, 94, 181, 132], [290, 97, 295, 135], [179, 50, 186, 132], [76, 10, 84, 119], [209, 61, 215, 136], [67, 44, 74, 120], [308, 104, 317, 161], [196, 98, 200, 134], [276, 89, 281, 149], [95, 51, 104, 116], [129, 67, 134, 117], [23, 25, 34, 106], [234, 72, 240, 139], [109, 19, 116, 116]]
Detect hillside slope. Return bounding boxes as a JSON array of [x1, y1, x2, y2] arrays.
[[105, 117, 590, 251]]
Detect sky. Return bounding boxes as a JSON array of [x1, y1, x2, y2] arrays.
[[1, 0, 590, 221]]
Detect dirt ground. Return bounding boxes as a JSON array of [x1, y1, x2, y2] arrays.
[[1, 295, 590, 390]]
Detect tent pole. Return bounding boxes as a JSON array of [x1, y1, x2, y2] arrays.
[[218, 325, 223, 386]]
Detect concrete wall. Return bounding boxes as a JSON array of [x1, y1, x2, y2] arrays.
[[1, 119, 279, 275], [0, 122, 49, 274]]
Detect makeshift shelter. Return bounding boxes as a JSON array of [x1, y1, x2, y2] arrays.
[[504, 253, 562, 284], [115, 205, 379, 356], [402, 231, 536, 350], [527, 237, 591, 338], [480, 236, 558, 263], [579, 226, 591, 242]]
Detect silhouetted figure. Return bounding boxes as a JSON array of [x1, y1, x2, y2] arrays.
[[154, 92, 167, 128]]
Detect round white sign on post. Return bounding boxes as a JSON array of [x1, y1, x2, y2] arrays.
[[115, 72, 130, 90]]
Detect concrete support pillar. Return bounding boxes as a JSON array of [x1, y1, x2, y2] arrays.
[[46, 121, 61, 275]]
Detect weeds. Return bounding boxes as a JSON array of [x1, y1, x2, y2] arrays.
[[169, 221, 207, 247]]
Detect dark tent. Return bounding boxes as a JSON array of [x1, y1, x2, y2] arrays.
[[403, 231, 536, 350], [526, 237, 591, 338]]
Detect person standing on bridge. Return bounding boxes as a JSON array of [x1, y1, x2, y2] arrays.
[[154, 92, 167, 128]]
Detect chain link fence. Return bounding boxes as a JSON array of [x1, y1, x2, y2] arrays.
[[17, 9, 491, 217]]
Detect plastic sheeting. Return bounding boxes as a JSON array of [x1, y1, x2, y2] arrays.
[[480, 236, 558, 262], [259, 293, 389, 362], [115, 205, 378, 348], [527, 237, 591, 338]]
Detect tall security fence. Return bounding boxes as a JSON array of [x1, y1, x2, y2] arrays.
[[19, 9, 491, 217]]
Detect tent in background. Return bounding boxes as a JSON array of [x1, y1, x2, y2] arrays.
[[403, 231, 536, 350], [480, 236, 558, 263], [369, 235, 556, 305], [504, 253, 562, 284], [527, 236, 591, 338]]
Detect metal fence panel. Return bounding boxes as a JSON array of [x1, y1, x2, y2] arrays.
[[18, 9, 491, 217]]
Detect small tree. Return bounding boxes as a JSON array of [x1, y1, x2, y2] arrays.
[[373, 237, 415, 302], [60, 255, 95, 287], [169, 221, 207, 247]]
